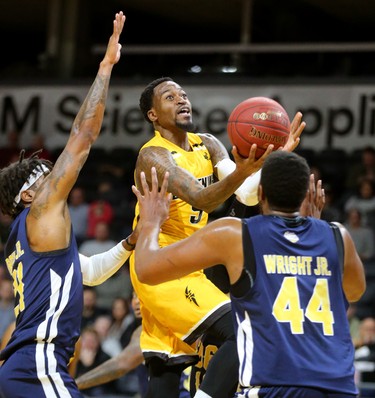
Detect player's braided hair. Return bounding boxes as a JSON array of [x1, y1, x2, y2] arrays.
[[0, 149, 53, 218], [260, 151, 309, 212], [139, 77, 174, 123]]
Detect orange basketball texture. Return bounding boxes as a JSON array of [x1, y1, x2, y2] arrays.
[[227, 97, 291, 158]]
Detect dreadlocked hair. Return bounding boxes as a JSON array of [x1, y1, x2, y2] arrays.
[[0, 149, 53, 218]]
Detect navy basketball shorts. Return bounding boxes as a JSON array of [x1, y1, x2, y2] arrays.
[[0, 345, 83, 398]]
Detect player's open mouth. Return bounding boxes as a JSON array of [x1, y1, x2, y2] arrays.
[[178, 107, 190, 115]]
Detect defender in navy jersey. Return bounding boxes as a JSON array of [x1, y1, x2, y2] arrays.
[[0, 12, 127, 398], [133, 150, 366, 398]]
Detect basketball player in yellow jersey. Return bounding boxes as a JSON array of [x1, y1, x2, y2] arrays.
[[130, 77, 305, 398]]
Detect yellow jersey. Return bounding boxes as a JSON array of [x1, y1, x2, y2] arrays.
[[130, 131, 231, 365]]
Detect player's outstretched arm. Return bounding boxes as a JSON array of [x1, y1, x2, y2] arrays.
[[28, 12, 126, 252], [47, 11, 126, 202]]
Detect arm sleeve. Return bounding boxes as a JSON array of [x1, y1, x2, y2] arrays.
[[79, 241, 132, 286], [215, 158, 261, 206]]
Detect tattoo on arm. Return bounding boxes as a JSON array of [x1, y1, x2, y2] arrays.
[[199, 133, 229, 168], [72, 74, 110, 135], [136, 147, 203, 200], [77, 358, 125, 389]]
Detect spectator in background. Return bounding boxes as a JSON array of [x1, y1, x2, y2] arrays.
[[348, 303, 362, 347], [354, 317, 375, 386], [354, 317, 375, 349], [344, 177, 375, 234], [101, 297, 139, 396], [344, 208, 375, 262], [75, 326, 117, 397], [87, 191, 114, 239], [81, 287, 109, 331], [68, 186, 90, 246], [0, 278, 15, 346], [101, 297, 137, 359], [0, 130, 21, 169], [95, 179, 130, 240], [79, 222, 117, 257], [93, 315, 113, 344], [80, 222, 133, 311], [346, 146, 375, 194]]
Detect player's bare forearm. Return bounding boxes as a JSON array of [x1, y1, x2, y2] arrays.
[[76, 357, 126, 390], [172, 170, 244, 213], [50, 76, 110, 191], [71, 74, 109, 142], [136, 146, 249, 213], [76, 348, 143, 390]]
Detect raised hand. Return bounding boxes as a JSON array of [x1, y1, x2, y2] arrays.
[[231, 143, 274, 178], [281, 111, 306, 153], [103, 11, 126, 66], [300, 173, 325, 218]]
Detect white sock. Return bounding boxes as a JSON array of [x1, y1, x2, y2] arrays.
[[193, 389, 212, 398]]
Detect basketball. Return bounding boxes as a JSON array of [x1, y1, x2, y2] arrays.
[[227, 97, 291, 158]]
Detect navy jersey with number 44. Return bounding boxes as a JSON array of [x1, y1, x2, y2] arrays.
[[231, 215, 357, 395]]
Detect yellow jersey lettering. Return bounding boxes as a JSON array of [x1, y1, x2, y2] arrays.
[[297, 256, 313, 275], [276, 256, 286, 274], [265, 255, 313, 275], [314, 257, 331, 276], [5, 252, 16, 273], [15, 241, 24, 259], [5, 240, 25, 273], [264, 255, 277, 273], [288, 256, 297, 274], [13, 262, 25, 317]]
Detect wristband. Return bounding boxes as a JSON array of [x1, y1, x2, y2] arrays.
[[215, 158, 260, 206]]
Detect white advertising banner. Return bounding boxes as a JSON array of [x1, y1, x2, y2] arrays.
[[0, 83, 374, 152]]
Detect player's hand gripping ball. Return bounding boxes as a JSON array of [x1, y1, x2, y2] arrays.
[[227, 97, 290, 158]]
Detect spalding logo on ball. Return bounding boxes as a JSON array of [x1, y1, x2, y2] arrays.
[[227, 97, 290, 158]]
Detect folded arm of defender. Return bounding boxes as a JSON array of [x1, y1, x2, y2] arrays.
[[215, 158, 261, 206], [80, 241, 132, 286]]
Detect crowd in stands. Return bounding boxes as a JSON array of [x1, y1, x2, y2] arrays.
[[0, 130, 375, 396]]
